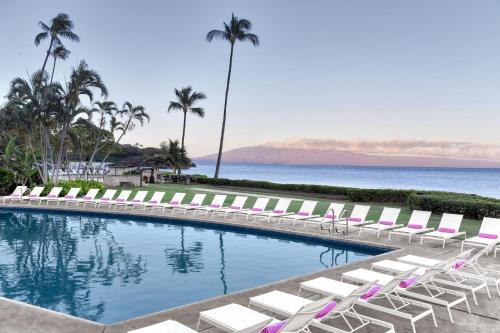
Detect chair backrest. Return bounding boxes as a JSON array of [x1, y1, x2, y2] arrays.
[[479, 217, 500, 237], [231, 196, 248, 208], [408, 210, 432, 228], [132, 191, 148, 202], [274, 199, 292, 212], [66, 188, 81, 198], [101, 189, 117, 200], [210, 194, 227, 206], [48, 187, 63, 197], [439, 213, 463, 232], [84, 189, 100, 199], [298, 200, 317, 215], [253, 197, 270, 210], [279, 295, 335, 332], [30, 186, 44, 196], [325, 202, 345, 218], [148, 191, 165, 203], [116, 190, 132, 201], [378, 207, 401, 224], [190, 193, 206, 205], [335, 282, 374, 312], [414, 258, 456, 285], [170, 192, 186, 203], [379, 268, 418, 294], [236, 318, 274, 333], [10, 186, 28, 196], [350, 205, 370, 221]]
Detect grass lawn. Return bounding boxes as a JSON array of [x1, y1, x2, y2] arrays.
[[110, 183, 482, 238]]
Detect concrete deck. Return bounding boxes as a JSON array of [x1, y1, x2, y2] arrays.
[[0, 201, 499, 333]]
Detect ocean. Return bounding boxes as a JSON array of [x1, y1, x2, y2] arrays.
[[191, 162, 500, 199]]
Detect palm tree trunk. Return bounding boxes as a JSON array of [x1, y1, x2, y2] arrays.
[[50, 57, 57, 84], [214, 43, 234, 179], [181, 110, 187, 148], [41, 38, 54, 73]]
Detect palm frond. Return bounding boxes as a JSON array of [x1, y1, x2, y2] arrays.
[[168, 102, 183, 112], [189, 107, 205, 118], [206, 29, 228, 42], [34, 32, 48, 46]]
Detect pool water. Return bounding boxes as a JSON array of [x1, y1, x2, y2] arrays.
[[0, 209, 387, 323]]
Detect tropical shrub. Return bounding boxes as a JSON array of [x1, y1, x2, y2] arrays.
[[346, 188, 414, 203], [0, 168, 16, 195], [42, 179, 104, 197]]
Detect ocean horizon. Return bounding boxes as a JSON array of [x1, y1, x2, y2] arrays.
[[191, 161, 500, 199]]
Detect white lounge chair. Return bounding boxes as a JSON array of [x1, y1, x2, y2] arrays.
[[278, 200, 319, 226], [36, 187, 63, 205], [57, 188, 82, 206], [234, 197, 270, 221], [358, 207, 402, 238], [109, 190, 132, 208], [129, 319, 271, 333], [388, 210, 432, 242], [214, 196, 248, 217], [195, 195, 227, 216], [197, 295, 334, 333], [154, 192, 187, 213], [304, 202, 346, 229], [94, 189, 117, 207], [462, 217, 500, 252], [174, 194, 207, 214], [71, 189, 100, 207], [249, 284, 395, 333], [137, 191, 165, 209], [300, 270, 435, 333], [118, 191, 147, 210], [257, 198, 293, 222], [337, 204, 371, 228], [2, 186, 28, 203], [420, 213, 465, 248], [21, 186, 45, 204]]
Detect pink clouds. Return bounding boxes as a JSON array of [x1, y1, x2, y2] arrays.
[[264, 138, 500, 161]]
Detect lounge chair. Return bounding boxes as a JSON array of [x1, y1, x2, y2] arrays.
[[398, 247, 500, 296], [462, 217, 500, 252], [94, 189, 117, 207], [336, 204, 372, 229], [136, 191, 165, 209], [21, 186, 45, 204], [496, 245, 500, 259], [342, 259, 471, 323], [57, 188, 82, 206], [388, 210, 432, 242], [197, 295, 335, 333], [1, 186, 28, 203], [154, 192, 187, 213], [194, 195, 227, 216], [214, 196, 248, 217], [304, 202, 346, 229], [174, 194, 207, 214], [358, 207, 402, 238], [234, 197, 270, 221], [72, 189, 101, 207], [129, 319, 272, 333], [420, 213, 465, 248], [256, 198, 293, 222], [116, 191, 147, 209], [371, 249, 490, 305], [36, 187, 63, 205], [109, 190, 132, 208], [300, 269, 435, 333], [278, 200, 319, 226]]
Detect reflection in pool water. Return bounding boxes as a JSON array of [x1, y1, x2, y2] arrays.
[[0, 209, 386, 323]]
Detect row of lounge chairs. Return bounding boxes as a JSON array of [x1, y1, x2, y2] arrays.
[[128, 247, 499, 333], [2, 185, 500, 256]]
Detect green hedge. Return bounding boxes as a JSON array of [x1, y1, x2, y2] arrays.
[[407, 192, 500, 219], [42, 179, 104, 197], [347, 188, 415, 203], [0, 168, 16, 195]]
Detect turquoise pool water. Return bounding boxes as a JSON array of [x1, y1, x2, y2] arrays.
[[0, 208, 387, 323]]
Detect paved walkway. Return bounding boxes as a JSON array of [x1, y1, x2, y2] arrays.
[[0, 202, 499, 333]]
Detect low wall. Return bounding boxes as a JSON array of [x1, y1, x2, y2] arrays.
[[103, 175, 142, 187]]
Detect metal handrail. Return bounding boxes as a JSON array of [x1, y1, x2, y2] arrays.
[[321, 208, 349, 236]]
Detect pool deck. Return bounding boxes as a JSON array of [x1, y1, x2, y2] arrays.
[[1, 202, 499, 333]]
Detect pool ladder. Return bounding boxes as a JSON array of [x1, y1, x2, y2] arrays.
[[321, 208, 349, 236]]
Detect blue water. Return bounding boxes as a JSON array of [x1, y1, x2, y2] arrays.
[[192, 162, 500, 199], [0, 209, 383, 323]]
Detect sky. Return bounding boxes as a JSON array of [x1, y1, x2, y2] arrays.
[[1, 0, 500, 161]]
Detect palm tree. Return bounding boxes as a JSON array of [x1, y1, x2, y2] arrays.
[[206, 13, 259, 178], [50, 45, 71, 83], [34, 13, 79, 73], [161, 139, 192, 174], [167, 86, 206, 149]]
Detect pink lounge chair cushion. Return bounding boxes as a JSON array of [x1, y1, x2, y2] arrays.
[[189, 203, 200, 207], [100, 198, 110, 201], [251, 207, 263, 212], [261, 320, 287, 333], [83, 196, 92, 200], [407, 224, 423, 229], [229, 205, 241, 209], [11, 194, 20, 197], [47, 194, 57, 198], [438, 227, 456, 233], [29, 194, 39, 197], [64, 195, 74, 199], [169, 201, 179, 205], [479, 233, 498, 239], [148, 200, 157, 204], [360, 284, 382, 301], [273, 209, 284, 214], [325, 214, 337, 219], [116, 198, 125, 202], [297, 211, 310, 216], [453, 259, 466, 270], [131, 199, 141, 203], [379, 220, 394, 226], [348, 217, 362, 222], [210, 204, 220, 208], [399, 275, 418, 288], [315, 301, 337, 319]]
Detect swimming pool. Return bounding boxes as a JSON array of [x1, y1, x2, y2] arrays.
[[0, 208, 388, 323]]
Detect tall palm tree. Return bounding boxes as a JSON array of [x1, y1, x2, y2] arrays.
[[50, 45, 71, 83], [34, 13, 79, 73], [167, 86, 206, 149], [206, 13, 259, 178]]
